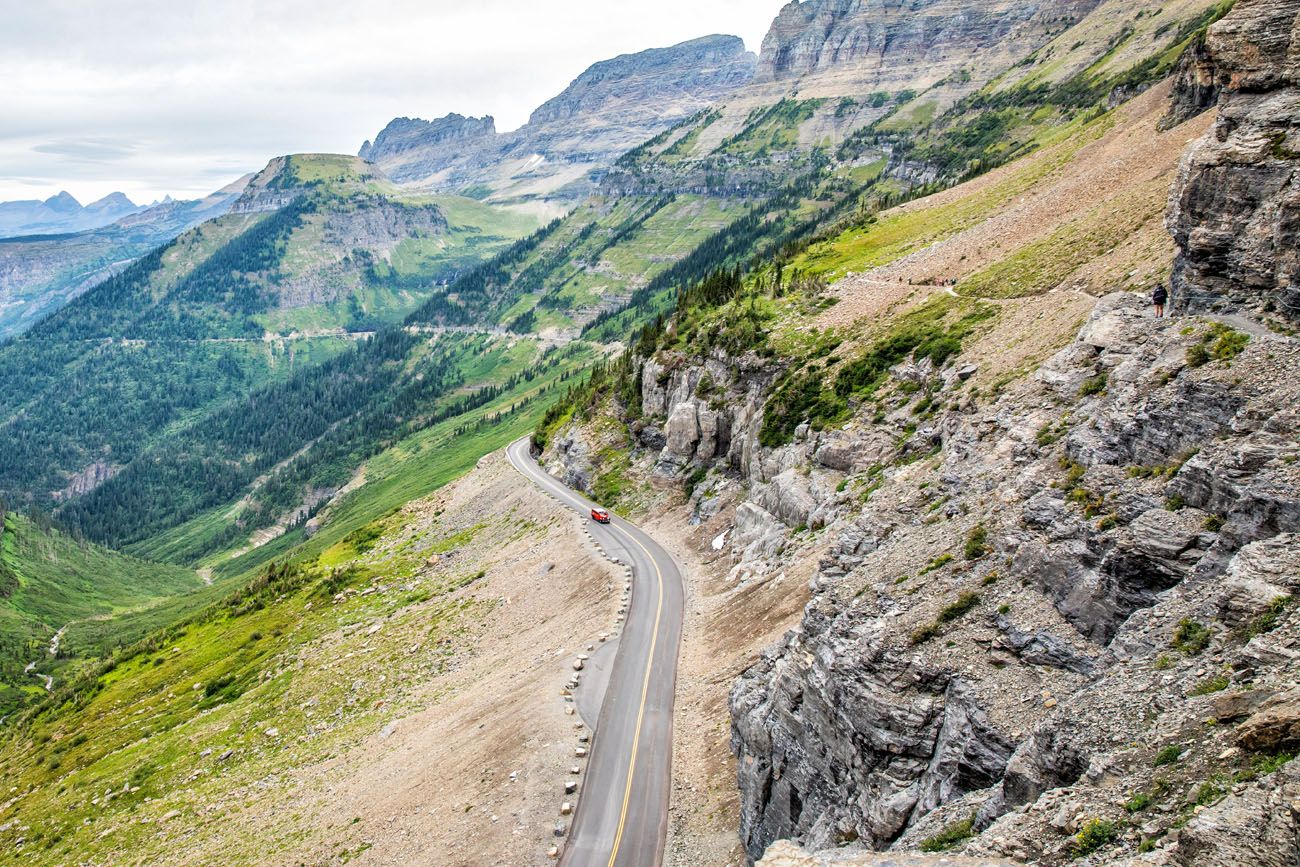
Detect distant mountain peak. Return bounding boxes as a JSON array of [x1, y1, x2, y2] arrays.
[[358, 33, 755, 202], [0, 189, 146, 239], [85, 192, 138, 213], [525, 34, 756, 127], [44, 191, 82, 212], [359, 114, 497, 162], [755, 0, 1103, 87]]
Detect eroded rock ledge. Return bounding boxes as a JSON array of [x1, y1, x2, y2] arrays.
[[1169, 0, 1300, 321]]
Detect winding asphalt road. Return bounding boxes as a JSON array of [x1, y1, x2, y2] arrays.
[[507, 437, 684, 867]]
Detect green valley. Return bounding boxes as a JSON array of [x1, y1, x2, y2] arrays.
[[0, 510, 201, 718]]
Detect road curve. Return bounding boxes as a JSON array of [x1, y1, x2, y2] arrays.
[[507, 437, 684, 867]]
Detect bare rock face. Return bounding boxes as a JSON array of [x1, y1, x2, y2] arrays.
[[1236, 687, 1300, 753], [359, 114, 496, 161], [360, 35, 756, 199], [1168, 0, 1300, 321], [733, 613, 1016, 858], [357, 114, 497, 183], [274, 199, 447, 309], [727, 295, 1300, 864], [757, 840, 1018, 866], [524, 35, 756, 133], [755, 0, 1101, 90], [1139, 761, 1300, 867], [1163, 33, 1220, 129]]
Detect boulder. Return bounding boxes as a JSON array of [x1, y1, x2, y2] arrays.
[[1236, 688, 1300, 752], [663, 401, 701, 461], [755, 469, 818, 529]]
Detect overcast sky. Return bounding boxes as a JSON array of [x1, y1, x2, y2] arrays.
[[0, 1, 776, 205]]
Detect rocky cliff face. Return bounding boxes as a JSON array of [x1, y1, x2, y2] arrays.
[[359, 114, 495, 161], [755, 0, 1102, 90], [360, 35, 756, 201], [526, 35, 756, 130], [538, 6, 1300, 856], [725, 295, 1299, 862], [559, 291, 1300, 865], [273, 198, 447, 309], [358, 114, 497, 182], [1162, 33, 1220, 130], [1168, 0, 1300, 321]]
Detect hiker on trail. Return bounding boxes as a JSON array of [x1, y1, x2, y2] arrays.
[[1152, 283, 1168, 318]]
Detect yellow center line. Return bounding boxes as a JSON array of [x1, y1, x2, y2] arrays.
[[508, 442, 667, 867], [605, 524, 664, 867]]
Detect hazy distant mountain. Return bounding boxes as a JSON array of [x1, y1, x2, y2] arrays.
[[359, 34, 758, 205], [0, 176, 251, 339], [0, 190, 145, 238]]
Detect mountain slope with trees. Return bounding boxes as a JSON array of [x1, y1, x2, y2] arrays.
[[0, 1, 1292, 864]]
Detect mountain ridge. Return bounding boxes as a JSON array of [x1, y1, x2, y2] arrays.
[[358, 33, 758, 204], [0, 1, 1296, 865], [0, 177, 251, 340], [0, 190, 144, 238]]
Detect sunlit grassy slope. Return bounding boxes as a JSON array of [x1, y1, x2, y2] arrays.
[[0, 345, 595, 863], [0, 513, 200, 717]]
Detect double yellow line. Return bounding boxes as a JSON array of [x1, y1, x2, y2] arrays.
[[603, 524, 665, 867], [509, 441, 666, 867]]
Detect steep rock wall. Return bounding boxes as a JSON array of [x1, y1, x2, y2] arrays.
[[548, 291, 1300, 864], [755, 0, 1102, 89], [1168, 0, 1300, 320], [360, 35, 757, 197]]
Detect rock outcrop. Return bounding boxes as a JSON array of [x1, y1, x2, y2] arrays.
[[722, 294, 1300, 863], [358, 114, 497, 182], [755, 0, 1102, 90], [757, 840, 1017, 866], [1168, 0, 1300, 321], [1163, 32, 1220, 129]]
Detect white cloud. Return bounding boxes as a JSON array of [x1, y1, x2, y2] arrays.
[[0, 0, 776, 204]]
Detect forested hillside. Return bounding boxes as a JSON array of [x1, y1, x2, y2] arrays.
[[0, 155, 537, 515], [0, 176, 250, 340]]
